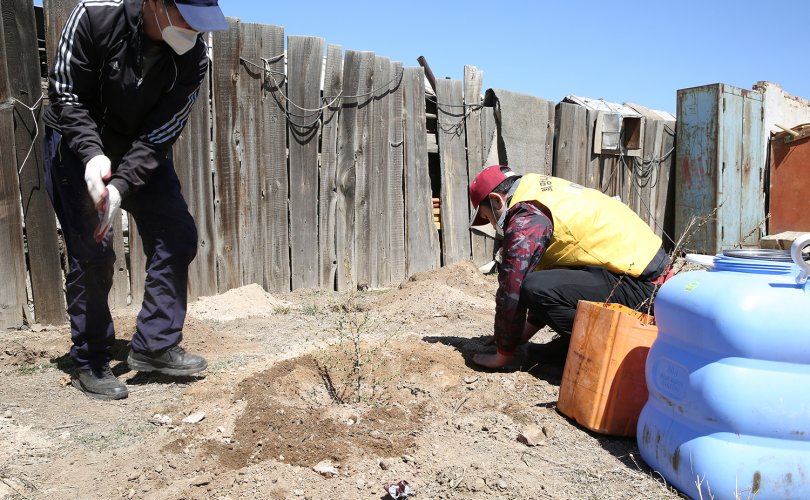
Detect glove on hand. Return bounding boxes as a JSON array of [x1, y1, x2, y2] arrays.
[[84, 154, 112, 208], [94, 185, 121, 243]]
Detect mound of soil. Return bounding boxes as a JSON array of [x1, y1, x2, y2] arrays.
[[187, 283, 294, 321], [366, 262, 497, 323]]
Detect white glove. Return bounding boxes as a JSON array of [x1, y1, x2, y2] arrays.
[[94, 185, 121, 242], [84, 154, 112, 208]]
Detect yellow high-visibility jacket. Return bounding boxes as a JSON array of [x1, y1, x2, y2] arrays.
[[509, 174, 662, 277]]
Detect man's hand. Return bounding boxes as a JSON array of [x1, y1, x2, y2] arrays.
[[84, 154, 112, 208], [472, 351, 514, 369], [94, 185, 121, 242]]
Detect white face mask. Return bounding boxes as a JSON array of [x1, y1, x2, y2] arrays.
[[154, 2, 198, 55]]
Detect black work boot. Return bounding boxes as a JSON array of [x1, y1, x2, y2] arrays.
[[72, 366, 129, 400], [127, 345, 207, 376]]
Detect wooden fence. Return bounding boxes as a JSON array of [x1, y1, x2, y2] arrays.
[[0, 0, 676, 329]]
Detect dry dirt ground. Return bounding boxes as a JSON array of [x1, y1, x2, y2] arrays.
[[0, 262, 682, 499]]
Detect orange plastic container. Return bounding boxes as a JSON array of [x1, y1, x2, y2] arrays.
[[557, 300, 657, 437]]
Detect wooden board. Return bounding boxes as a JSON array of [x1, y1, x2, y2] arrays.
[[42, 0, 74, 74], [0, 103, 28, 329], [353, 52, 375, 288], [212, 18, 241, 293], [237, 23, 289, 293], [318, 44, 342, 290], [108, 216, 128, 308], [259, 25, 290, 293], [287, 35, 324, 290], [541, 101, 556, 175], [318, 45, 343, 290], [483, 89, 555, 175], [624, 103, 666, 234], [463, 66, 484, 174], [127, 213, 145, 307], [2, 0, 65, 324], [657, 121, 676, 249], [237, 22, 268, 288], [584, 109, 601, 189], [435, 78, 470, 265], [402, 67, 439, 275], [387, 62, 407, 285], [174, 66, 215, 300], [481, 106, 498, 165], [464, 65, 490, 266], [370, 55, 391, 288], [335, 50, 374, 290], [0, 16, 27, 328], [553, 102, 588, 186]]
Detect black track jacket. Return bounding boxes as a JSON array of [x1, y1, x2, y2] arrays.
[[43, 0, 208, 199]]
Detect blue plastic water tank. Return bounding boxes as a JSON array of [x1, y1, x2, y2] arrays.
[[637, 236, 810, 499]]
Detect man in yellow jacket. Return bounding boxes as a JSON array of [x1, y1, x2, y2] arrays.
[[469, 165, 669, 369]]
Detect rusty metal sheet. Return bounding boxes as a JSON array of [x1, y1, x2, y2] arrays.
[[770, 134, 810, 233], [675, 84, 765, 254]]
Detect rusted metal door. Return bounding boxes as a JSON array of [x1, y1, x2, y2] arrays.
[[675, 84, 765, 253], [770, 127, 810, 233]]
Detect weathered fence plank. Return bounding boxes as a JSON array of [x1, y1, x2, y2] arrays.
[[2, 0, 64, 324], [127, 214, 145, 307], [335, 52, 360, 290], [319, 44, 342, 289], [484, 89, 555, 174], [336, 50, 374, 290], [402, 67, 439, 276], [370, 55, 391, 288], [387, 62, 407, 285], [627, 103, 675, 248], [464, 65, 490, 266], [585, 109, 601, 189], [657, 121, 676, 248], [288, 35, 324, 290], [436, 78, 470, 265], [212, 18, 241, 293], [354, 52, 375, 288], [42, 0, 73, 73], [630, 107, 662, 230], [259, 25, 290, 293], [238, 23, 288, 292], [0, 103, 27, 329], [482, 106, 498, 165], [237, 23, 268, 288], [174, 68, 215, 300], [109, 217, 128, 308], [553, 102, 588, 185], [0, 17, 28, 329], [0, 42, 27, 329]]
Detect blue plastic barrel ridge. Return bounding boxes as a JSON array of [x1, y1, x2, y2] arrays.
[[637, 235, 810, 500]]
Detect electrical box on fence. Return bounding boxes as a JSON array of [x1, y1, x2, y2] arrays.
[[594, 112, 644, 157]]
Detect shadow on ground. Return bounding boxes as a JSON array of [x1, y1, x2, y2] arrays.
[[421, 334, 566, 385], [50, 339, 205, 384]]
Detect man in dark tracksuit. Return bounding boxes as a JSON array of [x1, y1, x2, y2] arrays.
[[43, 0, 228, 400]]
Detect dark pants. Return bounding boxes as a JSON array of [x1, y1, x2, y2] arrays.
[[44, 128, 198, 370], [520, 266, 656, 337]]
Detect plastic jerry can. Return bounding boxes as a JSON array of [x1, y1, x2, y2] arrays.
[[637, 235, 810, 499], [557, 300, 657, 436]]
